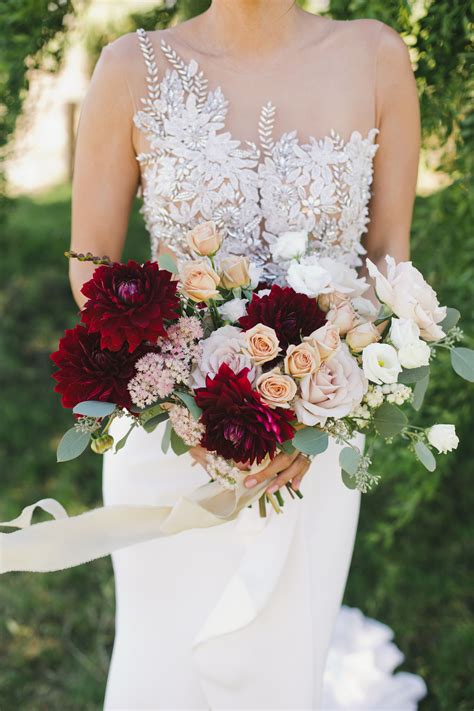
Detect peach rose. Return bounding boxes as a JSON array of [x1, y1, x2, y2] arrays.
[[186, 221, 222, 256], [326, 299, 356, 336], [304, 322, 341, 362], [256, 368, 297, 409], [220, 256, 251, 289], [318, 290, 347, 312], [180, 260, 220, 302], [346, 321, 381, 352], [284, 342, 320, 378], [244, 324, 281, 365]]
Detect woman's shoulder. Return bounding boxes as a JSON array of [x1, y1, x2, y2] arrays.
[[312, 15, 409, 63]]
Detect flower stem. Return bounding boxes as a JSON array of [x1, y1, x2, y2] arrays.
[[266, 493, 282, 514], [275, 489, 285, 507], [259, 495, 267, 518]]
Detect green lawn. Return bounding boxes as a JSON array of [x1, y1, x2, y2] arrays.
[[0, 183, 472, 709]]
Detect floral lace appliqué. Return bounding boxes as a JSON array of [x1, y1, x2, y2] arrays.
[[133, 29, 379, 282]]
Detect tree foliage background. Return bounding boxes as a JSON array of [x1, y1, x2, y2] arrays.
[[0, 1, 472, 709]]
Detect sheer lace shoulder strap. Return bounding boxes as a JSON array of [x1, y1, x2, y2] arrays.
[[136, 28, 160, 103]]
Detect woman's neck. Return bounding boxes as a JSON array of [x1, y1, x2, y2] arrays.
[[191, 0, 309, 66]]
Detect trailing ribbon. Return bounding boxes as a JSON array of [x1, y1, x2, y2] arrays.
[[0, 473, 270, 574]]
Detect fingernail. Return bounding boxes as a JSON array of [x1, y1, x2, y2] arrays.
[[267, 484, 278, 495], [245, 477, 258, 488]]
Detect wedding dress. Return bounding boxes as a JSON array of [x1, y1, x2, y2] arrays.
[[87, 24, 427, 709]]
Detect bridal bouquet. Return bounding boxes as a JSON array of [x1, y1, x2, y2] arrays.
[[52, 222, 473, 514]]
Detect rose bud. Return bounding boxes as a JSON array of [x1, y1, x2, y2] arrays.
[[304, 322, 341, 361], [284, 342, 320, 378], [327, 299, 356, 336], [180, 260, 221, 302], [91, 434, 114, 454], [256, 368, 297, 409], [346, 321, 381, 352], [220, 256, 251, 289], [244, 324, 281, 365], [186, 221, 222, 256], [318, 290, 347, 312]]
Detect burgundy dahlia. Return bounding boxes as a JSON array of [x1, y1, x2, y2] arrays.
[[194, 363, 295, 465], [239, 284, 327, 352], [51, 324, 151, 410], [81, 260, 180, 352]]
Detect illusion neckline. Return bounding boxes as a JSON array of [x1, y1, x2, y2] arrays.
[[134, 28, 380, 159]]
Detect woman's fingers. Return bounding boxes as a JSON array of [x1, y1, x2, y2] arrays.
[[244, 451, 298, 489], [265, 455, 311, 494]]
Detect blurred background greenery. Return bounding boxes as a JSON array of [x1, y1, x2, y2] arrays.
[[0, 0, 472, 709]]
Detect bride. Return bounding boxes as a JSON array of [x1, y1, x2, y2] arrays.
[[69, 1, 422, 708]]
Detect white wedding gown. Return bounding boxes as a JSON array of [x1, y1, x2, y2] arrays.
[[95, 26, 427, 710]]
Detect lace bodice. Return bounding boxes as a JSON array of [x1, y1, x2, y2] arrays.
[[134, 28, 379, 281]]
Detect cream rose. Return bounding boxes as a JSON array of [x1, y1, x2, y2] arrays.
[[304, 322, 341, 361], [367, 256, 447, 341], [190, 325, 256, 388], [346, 321, 381, 352], [180, 260, 220, 302], [294, 344, 367, 426], [244, 324, 281, 365], [218, 297, 248, 323], [427, 424, 459, 454], [362, 343, 402, 384], [186, 221, 222, 256], [270, 230, 308, 261], [220, 256, 251, 289], [318, 290, 347, 312], [256, 368, 297, 409], [284, 342, 321, 378]]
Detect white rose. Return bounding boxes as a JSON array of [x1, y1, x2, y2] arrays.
[[286, 262, 332, 298], [190, 325, 256, 388], [398, 340, 431, 369], [270, 231, 308, 261], [218, 298, 248, 323], [367, 256, 447, 341], [352, 297, 380, 321], [317, 257, 369, 298], [362, 343, 402, 384], [389, 318, 420, 349], [427, 424, 459, 454]]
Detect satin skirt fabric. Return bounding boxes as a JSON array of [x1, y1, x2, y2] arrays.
[[102, 418, 362, 710]]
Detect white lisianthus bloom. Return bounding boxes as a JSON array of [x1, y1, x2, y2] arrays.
[[270, 231, 308, 261], [286, 262, 332, 298], [366, 256, 447, 341], [352, 297, 380, 321], [362, 343, 402, 384], [389, 317, 420, 349], [218, 298, 248, 323], [317, 257, 370, 298], [427, 424, 459, 454], [398, 340, 431, 368]]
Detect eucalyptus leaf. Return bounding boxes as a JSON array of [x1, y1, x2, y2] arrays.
[[157, 252, 178, 274], [373, 402, 408, 438], [341, 469, 358, 490], [412, 374, 429, 411], [57, 428, 91, 462], [451, 347, 474, 382], [279, 439, 296, 455], [114, 424, 136, 453], [398, 365, 430, 384], [414, 441, 437, 472], [161, 420, 172, 454], [72, 400, 116, 418], [170, 429, 191, 455], [140, 403, 165, 424], [293, 428, 328, 456], [143, 412, 169, 433], [176, 391, 202, 421], [339, 446, 361, 476], [440, 307, 460, 332]]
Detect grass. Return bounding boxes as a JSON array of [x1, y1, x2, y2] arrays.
[[0, 182, 473, 709]]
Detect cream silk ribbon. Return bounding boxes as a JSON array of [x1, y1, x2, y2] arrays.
[[0, 470, 271, 574]]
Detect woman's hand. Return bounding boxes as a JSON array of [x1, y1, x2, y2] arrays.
[[244, 451, 312, 494]]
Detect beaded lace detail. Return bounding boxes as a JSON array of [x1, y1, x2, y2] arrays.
[[134, 28, 379, 281]]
